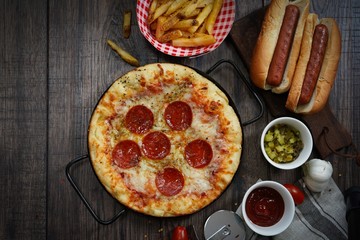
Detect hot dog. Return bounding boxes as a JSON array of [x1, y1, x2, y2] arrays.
[[250, 0, 310, 93], [285, 13, 341, 114]]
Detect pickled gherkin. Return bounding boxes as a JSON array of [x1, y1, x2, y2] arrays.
[[264, 124, 303, 163]]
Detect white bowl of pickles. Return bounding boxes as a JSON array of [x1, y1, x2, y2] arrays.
[[260, 117, 313, 170]]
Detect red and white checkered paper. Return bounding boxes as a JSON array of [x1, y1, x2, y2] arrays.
[[136, 0, 235, 57]]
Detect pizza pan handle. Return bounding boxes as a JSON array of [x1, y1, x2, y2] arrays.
[[206, 59, 264, 126], [65, 155, 126, 225]]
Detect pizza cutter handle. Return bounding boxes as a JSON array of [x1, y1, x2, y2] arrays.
[[65, 155, 126, 225], [206, 59, 264, 126]]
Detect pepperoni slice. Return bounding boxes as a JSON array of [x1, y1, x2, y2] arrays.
[[112, 140, 141, 169], [125, 105, 154, 134], [142, 131, 171, 159], [185, 139, 213, 168], [155, 168, 184, 196], [164, 101, 192, 131]]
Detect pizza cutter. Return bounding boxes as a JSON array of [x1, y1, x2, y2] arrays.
[[204, 210, 246, 240]]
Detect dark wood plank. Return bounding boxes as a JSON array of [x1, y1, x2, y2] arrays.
[[0, 0, 48, 239], [47, 1, 161, 239]]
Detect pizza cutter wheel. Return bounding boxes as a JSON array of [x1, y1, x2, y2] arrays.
[[204, 210, 246, 240]]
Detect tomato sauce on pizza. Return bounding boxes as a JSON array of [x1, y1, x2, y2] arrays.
[[88, 63, 242, 217]]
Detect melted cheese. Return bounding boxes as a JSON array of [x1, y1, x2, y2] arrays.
[[107, 77, 226, 196]]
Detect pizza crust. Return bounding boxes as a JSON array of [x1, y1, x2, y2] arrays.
[[88, 63, 242, 217]]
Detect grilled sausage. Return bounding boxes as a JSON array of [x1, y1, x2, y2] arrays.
[[267, 5, 300, 86], [298, 24, 329, 105]]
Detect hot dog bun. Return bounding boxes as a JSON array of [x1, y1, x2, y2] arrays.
[[285, 14, 341, 114], [250, 0, 310, 93]]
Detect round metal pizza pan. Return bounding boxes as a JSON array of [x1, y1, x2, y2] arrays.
[[66, 60, 264, 224]]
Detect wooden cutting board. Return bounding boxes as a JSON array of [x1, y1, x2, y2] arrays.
[[229, 7, 352, 159]]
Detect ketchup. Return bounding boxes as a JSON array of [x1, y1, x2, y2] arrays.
[[245, 187, 284, 227]]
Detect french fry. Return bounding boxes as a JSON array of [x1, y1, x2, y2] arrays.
[[205, 0, 223, 34], [188, 3, 213, 33], [193, 32, 209, 37], [159, 29, 183, 43], [172, 19, 199, 30], [123, 10, 131, 39], [180, 31, 194, 38], [148, 0, 158, 22], [160, 11, 181, 32], [186, 8, 201, 18], [150, 21, 157, 31], [197, 0, 214, 8], [180, 0, 200, 18], [148, 0, 174, 24], [172, 34, 216, 47], [107, 40, 140, 67], [196, 22, 207, 34], [155, 16, 167, 40], [165, 0, 188, 16]]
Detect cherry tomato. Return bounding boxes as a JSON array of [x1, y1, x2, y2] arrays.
[[171, 226, 189, 240], [284, 183, 305, 205]]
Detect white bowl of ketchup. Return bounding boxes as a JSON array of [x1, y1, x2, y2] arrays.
[[242, 181, 295, 236]]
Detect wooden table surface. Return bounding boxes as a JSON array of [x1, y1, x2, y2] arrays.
[[1, 0, 359, 239]]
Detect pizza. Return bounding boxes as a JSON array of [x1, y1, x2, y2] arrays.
[[88, 63, 242, 217]]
